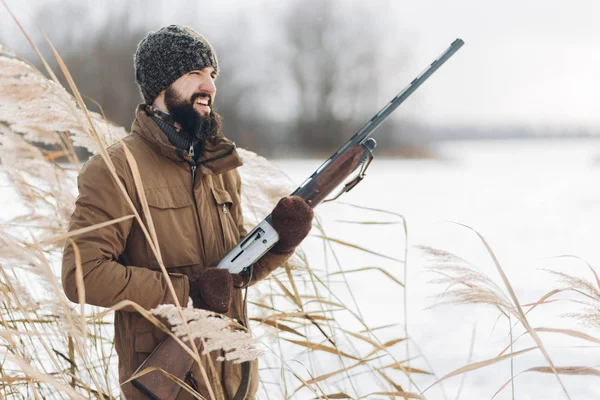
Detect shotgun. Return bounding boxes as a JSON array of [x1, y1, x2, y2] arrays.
[[131, 38, 464, 399], [217, 38, 464, 274]]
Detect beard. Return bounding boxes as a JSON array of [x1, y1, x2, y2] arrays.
[[164, 86, 222, 141]]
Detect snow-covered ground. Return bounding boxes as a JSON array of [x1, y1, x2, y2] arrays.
[[272, 138, 600, 400], [3, 138, 600, 399]]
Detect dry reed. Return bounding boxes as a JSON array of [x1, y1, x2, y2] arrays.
[[2, 6, 600, 400], [0, 10, 419, 399]]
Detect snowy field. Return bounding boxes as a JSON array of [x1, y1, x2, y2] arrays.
[[272, 138, 600, 400], [2, 138, 600, 399]]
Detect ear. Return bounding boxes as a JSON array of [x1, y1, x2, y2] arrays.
[[152, 91, 167, 113]]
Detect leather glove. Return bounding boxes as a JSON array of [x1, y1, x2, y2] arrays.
[[188, 268, 246, 313], [270, 196, 314, 254]]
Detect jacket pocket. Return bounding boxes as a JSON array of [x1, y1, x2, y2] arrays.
[[134, 328, 160, 368], [135, 330, 156, 354], [134, 315, 167, 352], [211, 187, 239, 252], [145, 186, 202, 269]]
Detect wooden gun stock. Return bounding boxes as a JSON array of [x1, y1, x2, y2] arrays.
[[131, 336, 195, 400], [294, 143, 368, 207]]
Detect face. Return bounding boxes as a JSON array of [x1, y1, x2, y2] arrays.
[[163, 67, 221, 140]]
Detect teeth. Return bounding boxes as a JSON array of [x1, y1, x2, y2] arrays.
[[196, 99, 209, 105]]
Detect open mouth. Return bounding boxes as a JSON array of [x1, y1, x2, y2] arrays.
[[195, 97, 211, 112]]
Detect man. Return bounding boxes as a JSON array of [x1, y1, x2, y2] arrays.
[[62, 25, 313, 399]]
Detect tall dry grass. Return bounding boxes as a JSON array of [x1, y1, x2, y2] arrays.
[[0, 8, 420, 399], [1, 6, 600, 399], [419, 234, 600, 399]]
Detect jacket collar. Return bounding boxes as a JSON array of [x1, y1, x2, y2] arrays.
[[130, 104, 242, 175]]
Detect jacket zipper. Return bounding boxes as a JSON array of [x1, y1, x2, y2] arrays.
[[189, 142, 195, 159], [191, 148, 232, 394], [192, 143, 244, 395], [190, 155, 207, 264]]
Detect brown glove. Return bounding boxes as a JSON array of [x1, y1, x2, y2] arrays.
[[270, 196, 314, 254], [188, 268, 246, 313]]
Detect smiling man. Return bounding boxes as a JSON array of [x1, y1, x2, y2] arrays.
[[61, 25, 314, 399]]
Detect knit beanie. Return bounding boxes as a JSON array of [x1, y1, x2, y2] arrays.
[[134, 25, 219, 104]]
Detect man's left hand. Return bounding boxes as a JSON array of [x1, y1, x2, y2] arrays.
[[270, 196, 314, 254]]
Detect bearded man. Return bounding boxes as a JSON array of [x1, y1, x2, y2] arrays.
[[62, 25, 313, 399]]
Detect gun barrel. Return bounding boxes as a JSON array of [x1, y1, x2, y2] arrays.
[[363, 39, 462, 140], [291, 38, 464, 199], [347, 38, 464, 149]]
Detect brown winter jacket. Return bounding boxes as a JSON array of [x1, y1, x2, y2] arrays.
[[62, 105, 293, 399]]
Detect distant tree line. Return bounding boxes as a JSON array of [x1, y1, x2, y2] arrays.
[[1, 0, 436, 157]]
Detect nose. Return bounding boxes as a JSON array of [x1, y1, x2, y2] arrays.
[[199, 75, 216, 96]]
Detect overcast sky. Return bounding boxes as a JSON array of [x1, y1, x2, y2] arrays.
[[2, 0, 599, 129], [390, 1, 600, 128]]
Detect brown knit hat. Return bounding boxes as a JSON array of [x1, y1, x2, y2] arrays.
[[134, 25, 219, 104]]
